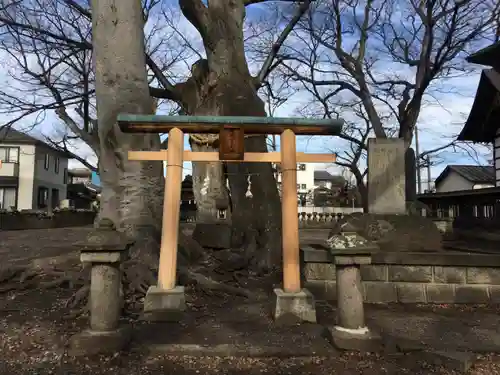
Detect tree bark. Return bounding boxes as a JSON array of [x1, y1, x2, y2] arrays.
[[184, 72, 282, 271], [91, 0, 163, 262], [405, 147, 417, 203], [358, 182, 368, 213], [178, 0, 282, 272]]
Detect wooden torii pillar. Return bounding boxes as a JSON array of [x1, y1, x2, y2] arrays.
[[118, 115, 342, 322]]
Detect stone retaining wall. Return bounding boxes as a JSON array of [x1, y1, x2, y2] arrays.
[[0, 209, 96, 230], [302, 247, 500, 304], [299, 214, 449, 231]]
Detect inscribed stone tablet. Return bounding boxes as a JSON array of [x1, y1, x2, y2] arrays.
[[367, 138, 406, 214]]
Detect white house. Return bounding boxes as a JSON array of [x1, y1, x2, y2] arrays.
[[0, 128, 70, 210], [313, 170, 346, 190], [275, 162, 315, 198], [434, 165, 494, 193]]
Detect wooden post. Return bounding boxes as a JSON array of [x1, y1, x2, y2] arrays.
[[280, 129, 301, 293], [158, 127, 184, 290]]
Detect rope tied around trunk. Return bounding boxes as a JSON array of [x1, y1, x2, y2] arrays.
[[189, 132, 263, 146]]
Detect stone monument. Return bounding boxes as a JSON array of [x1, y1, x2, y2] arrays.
[[367, 138, 406, 214]]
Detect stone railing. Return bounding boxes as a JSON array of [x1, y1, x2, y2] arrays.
[[298, 207, 364, 215], [179, 210, 342, 228], [298, 212, 344, 228], [0, 209, 96, 230]]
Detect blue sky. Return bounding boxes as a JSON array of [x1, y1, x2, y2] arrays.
[[0, 0, 492, 188]]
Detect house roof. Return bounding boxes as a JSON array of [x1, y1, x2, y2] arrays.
[[458, 69, 500, 142], [313, 171, 346, 186], [314, 171, 334, 180], [434, 165, 495, 188], [68, 168, 92, 178], [467, 41, 500, 68], [0, 127, 71, 157]]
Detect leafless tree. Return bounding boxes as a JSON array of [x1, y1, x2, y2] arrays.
[[0, 0, 313, 306], [276, 0, 499, 208]]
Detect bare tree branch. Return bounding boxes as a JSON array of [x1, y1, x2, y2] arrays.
[[45, 134, 97, 172], [62, 0, 182, 102], [254, 0, 311, 87], [178, 0, 209, 38]]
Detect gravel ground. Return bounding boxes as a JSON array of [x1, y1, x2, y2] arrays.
[[2, 227, 500, 374]]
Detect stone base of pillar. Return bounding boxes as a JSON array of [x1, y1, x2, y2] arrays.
[[324, 326, 382, 352], [69, 326, 131, 356], [142, 285, 186, 322], [273, 288, 317, 325]]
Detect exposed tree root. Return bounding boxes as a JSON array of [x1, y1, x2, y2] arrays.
[[0, 236, 260, 318], [0, 264, 79, 293], [66, 284, 90, 309], [64, 306, 89, 320], [184, 269, 251, 298]]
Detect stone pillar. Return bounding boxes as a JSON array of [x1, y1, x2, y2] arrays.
[[69, 226, 131, 356], [89, 263, 121, 331], [336, 260, 365, 330], [324, 232, 382, 352], [367, 138, 406, 214]]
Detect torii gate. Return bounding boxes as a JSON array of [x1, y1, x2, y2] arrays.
[[118, 115, 342, 322]]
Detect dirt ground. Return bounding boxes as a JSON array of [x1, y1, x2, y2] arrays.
[[1, 228, 500, 374]]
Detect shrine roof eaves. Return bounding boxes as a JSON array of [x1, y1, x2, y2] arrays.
[[458, 69, 500, 142], [117, 114, 343, 136], [466, 41, 500, 67]]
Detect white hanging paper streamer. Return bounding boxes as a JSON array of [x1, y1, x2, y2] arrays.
[[200, 175, 210, 196], [245, 175, 253, 198]]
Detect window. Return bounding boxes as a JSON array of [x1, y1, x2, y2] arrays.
[[63, 168, 68, 184], [301, 184, 307, 189], [37, 187, 49, 208], [0, 187, 16, 210], [0, 147, 19, 163], [298, 164, 306, 171], [296, 184, 300, 190], [51, 188, 59, 209], [44, 154, 50, 170], [9, 148, 19, 163], [54, 157, 60, 174]]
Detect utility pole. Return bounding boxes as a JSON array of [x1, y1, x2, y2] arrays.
[[415, 124, 422, 194], [426, 155, 432, 192]]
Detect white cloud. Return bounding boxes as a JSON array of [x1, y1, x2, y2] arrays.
[[0, 1, 490, 184]]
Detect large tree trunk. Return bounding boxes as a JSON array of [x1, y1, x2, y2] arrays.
[[405, 147, 417, 204], [190, 141, 233, 249], [91, 0, 163, 264], [186, 76, 282, 272], [179, 0, 282, 272]]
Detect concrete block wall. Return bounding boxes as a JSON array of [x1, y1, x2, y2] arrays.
[[302, 250, 500, 304], [0, 209, 96, 230]]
